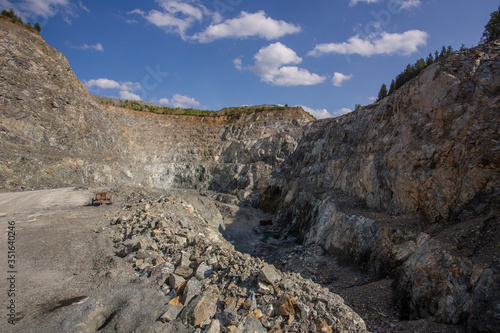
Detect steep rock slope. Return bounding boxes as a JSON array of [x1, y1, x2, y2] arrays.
[[0, 18, 312, 194], [0, 19, 136, 189], [263, 41, 499, 222], [105, 105, 310, 203], [260, 41, 500, 330]]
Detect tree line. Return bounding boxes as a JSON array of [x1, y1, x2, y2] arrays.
[[376, 45, 459, 101], [1, 8, 41, 33], [376, 5, 499, 103]]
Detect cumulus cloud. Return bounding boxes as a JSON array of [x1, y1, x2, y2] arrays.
[[332, 107, 353, 117], [158, 94, 201, 108], [332, 72, 353, 87], [250, 42, 326, 86], [129, 0, 218, 39], [1, 0, 78, 23], [69, 42, 103, 52], [84, 78, 139, 91], [349, 0, 420, 8], [233, 58, 244, 70], [308, 30, 428, 57], [300, 106, 333, 119], [84, 78, 141, 100], [170, 94, 201, 108], [119, 91, 141, 101], [192, 11, 301, 43]]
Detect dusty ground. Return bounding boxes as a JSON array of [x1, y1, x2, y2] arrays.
[[0, 187, 167, 332]]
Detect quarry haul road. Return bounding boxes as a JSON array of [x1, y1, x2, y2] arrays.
[[0, 187, 165, 333]]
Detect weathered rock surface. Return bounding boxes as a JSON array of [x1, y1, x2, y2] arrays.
[[260, 41, 500, 330], [263, 41, 499, 222]]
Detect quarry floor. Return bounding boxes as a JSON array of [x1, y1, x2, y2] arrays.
[[0, 187, 466, 332]]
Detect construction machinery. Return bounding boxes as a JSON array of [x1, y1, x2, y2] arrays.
[[89, 192, 113, 206]]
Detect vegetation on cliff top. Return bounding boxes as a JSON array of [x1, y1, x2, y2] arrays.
[[1, 9, 41, 33], [96, 96, 312, 119], [376, 6, 499, 103]]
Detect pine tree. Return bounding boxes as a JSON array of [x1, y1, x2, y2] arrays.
[[34, 22, 41, 33], [388, 79, 396, 95], [481, 6, 500, 43], [377, 83, 388, 101], [426, 53, 434, 66]]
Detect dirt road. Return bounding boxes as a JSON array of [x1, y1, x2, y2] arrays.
[[0, 187, 166, 333]]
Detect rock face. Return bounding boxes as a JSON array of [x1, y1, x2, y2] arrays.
[[260, 40, 500, 330], [262, 41, 499, 222], [0, 18, 312, 193], [0, 19, 136, 189]]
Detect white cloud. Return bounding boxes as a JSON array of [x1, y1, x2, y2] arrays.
[[78, 0, 89, 13], [399, 0, 421, 9], [192, 11, 301, 43], [2, 0, 78, 22], [69, 42, 103, 52], [300, 106, 333, 119], [332, 72, 353, 87], [84, 78, 139, 91], [250, 42, 326, 86], [308, 30, 428, 57], [130, 0, 218, 40], [349, 0, 420, 8], [171, 94, 201, 108], [159, 94, 201, 108], [332, 107, 353, 117], [144, 9, 193, 38], [233, 57, 243, 71], [350, 0, 381, 5], [119, 91, 141, 101]]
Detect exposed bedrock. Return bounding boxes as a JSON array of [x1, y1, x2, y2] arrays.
[[260, 41, 500, 330]]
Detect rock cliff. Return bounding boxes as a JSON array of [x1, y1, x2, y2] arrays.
[[0, 18, 311, 195], [260, 41, 500, 330]]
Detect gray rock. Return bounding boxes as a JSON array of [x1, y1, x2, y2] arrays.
[[259, 265, 281, 285], [183, 277, 202, 306], [195, 262, 213, 280], [159, 303, 184, 323], [219, 308, 238, 326], [234, 315, 267, 333], [180, 287, 218, 327], [180, 251, 191, 267], [169, 273, 186, 290], [175, 265, 194, 279], [204, 319, 221, 333], [297, 302, 310, 320]]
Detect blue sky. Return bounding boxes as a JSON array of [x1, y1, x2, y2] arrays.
[[2, 0, 498, 118]]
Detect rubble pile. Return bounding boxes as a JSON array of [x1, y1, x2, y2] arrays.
[[109, 193, 367, 333]]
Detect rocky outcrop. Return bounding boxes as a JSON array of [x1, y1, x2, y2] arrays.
[[0, 19, 136, 189], [261, 41, 500, 330], [263, 41, 499, 222], [0, 18, 312, 194], [105, 106, 310, 204]]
